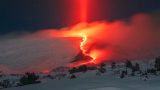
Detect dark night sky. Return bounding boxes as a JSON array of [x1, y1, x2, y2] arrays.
[[0, 0, 159, 35]]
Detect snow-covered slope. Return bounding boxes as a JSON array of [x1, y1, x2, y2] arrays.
[[0, 36, 78, 73], [3, 71, 160, 90], [3, 62, 160, 90]]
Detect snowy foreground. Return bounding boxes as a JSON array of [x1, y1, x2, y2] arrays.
[[2, 63, 160, 90], [3, 71, 160, 90]]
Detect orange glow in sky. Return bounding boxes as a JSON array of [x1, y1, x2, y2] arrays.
[[80, 0, 88, 22]]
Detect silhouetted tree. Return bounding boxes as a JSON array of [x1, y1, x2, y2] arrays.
[[131, 63, 140, 74], [78, 65, 88, 72], [87, 66, 97, 70], [135, 63, 140, 71], [120, 71, 126, 78], [147, 68, 157, 75], [100, 63, 106, 68], [98, 68, 106, 73], [69, 67, 77, 74], [69, 65, 88, 74], [111, 62, 116, 69], [155, 56, 160, 71], [125, 60, 133, 69], [98, 63, 106, 73], [0, 79, 11, 88], [70, 74, 76, 79], [19, 72, 40, 85], [140, 72, 149, 81]]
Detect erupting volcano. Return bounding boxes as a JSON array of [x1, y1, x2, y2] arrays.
[[66, 0, 102, 67], [31, 0, 160, 70], [0, 0, 159, 74], [60, 22, 108, 67]]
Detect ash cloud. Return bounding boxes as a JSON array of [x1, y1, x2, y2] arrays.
[[0, 12, 160, 73]]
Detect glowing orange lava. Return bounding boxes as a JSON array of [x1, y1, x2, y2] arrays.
[[62, 22, 107, 67], [59, 0, 107, 67], [79, 33, 97, 65]]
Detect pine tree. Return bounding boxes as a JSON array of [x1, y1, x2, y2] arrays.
[[155, 56, 160, 71], [111, 62, 116, 69], [19, 72, 40, 85], [125, 60, 133, 69]]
